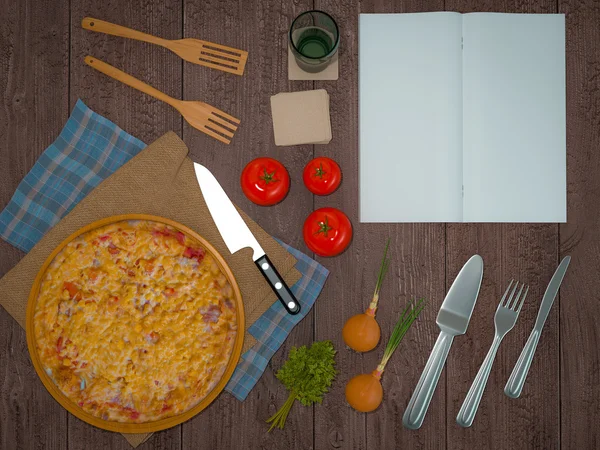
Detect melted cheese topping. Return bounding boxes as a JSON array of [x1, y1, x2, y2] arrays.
[[33, 220, 237, 423]]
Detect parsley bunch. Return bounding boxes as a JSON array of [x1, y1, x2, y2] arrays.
[[267, 340, 337, 431]]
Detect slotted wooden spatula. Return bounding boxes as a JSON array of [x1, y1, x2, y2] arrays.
[[84, 56, 239, 144], [82, 17, 248, 76]]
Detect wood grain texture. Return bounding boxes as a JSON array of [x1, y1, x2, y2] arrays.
[[313, 1, 446, 449], [68, 1, 183, 448], [559, 0, 600, 448], [180, 0, 315, 449], [2, 0, 600, 448], [444, 1, 560, 449], [445, 225, 559, 449], [70, 0, 183, 144], [0, 0, 70, 449]]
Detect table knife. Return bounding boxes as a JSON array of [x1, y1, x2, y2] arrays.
[[504, 256, 570, 398], [403, 255, 483, 430], [193, 162, 300, 315]]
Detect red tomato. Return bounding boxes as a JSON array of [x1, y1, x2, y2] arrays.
[[303, 157, 342, 195], [241, 157, 290, 206], [303, 207, 352, 257]]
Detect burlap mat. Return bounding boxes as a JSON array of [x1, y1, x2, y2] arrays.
[[0, 131, 301, 447]]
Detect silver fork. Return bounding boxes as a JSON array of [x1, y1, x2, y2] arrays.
[[456, 280, 528, 428]]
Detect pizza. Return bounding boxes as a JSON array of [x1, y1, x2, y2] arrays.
[[32, 219, 238, 423]]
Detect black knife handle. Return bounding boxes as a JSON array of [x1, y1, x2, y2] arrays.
[[255, 254, 301, 315]]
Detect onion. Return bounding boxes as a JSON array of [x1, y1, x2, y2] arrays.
[[345, 371, 383, 412], [345, 299, 426, 413], [342, 312, 380, 352], [342, 240, 390, 353]]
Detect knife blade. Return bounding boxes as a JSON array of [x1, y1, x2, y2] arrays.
[[194, 163, 301, 315], [533, 256, 570, 330], [403, 255, 483, 430], [504, 256, 570, 398]]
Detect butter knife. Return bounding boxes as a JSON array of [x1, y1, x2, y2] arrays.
[[504, 256, 570, 398]]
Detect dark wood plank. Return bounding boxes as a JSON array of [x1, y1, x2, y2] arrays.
[[70, 0, 183, 143], [312, 1, 446, 449], [68, 1, 183, 448], [0, 0, 70, 448], [445, 224, 559, 449], [2, 0, 600, 449], [443, 2, 560, 450], [181, 0, 315, 449], [559, 0, 600, 447]]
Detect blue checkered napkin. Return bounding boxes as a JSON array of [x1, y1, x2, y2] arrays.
[[0, 99, 146, 252], [0, 99, 329, 400], [225, 239, 329, 400]]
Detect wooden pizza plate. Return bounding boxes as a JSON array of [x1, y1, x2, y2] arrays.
[[25, 214, 245, 433]]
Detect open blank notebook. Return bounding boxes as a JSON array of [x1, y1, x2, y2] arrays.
[[359, 13, 566, 222]]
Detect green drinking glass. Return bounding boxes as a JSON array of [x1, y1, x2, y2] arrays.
[[289, 10, 339, 73]]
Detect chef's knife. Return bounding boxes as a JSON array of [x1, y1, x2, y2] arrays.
[[194, 163, 300, 315], [504, 256, 570, 398], [403, 255, 484, 430]]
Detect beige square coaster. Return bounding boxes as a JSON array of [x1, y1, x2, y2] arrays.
[[270, 89, 332, 146], [288, 42, 339, 81]]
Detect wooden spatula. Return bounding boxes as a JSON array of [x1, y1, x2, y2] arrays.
[[82, 17, 248, 76], [84, 56, 239, 144]]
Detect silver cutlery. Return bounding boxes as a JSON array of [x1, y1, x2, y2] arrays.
[[456, 280, 528, 428], [193, 163, 300, 315], [403, 255, 483, 430], [504, 256, 570, 398]]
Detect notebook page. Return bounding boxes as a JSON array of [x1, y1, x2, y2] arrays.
[[359, 13, 463, 222], [462, 13, 566, 222]]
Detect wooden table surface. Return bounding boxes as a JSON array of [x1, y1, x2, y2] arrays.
[[1, 0, 599, 449]]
